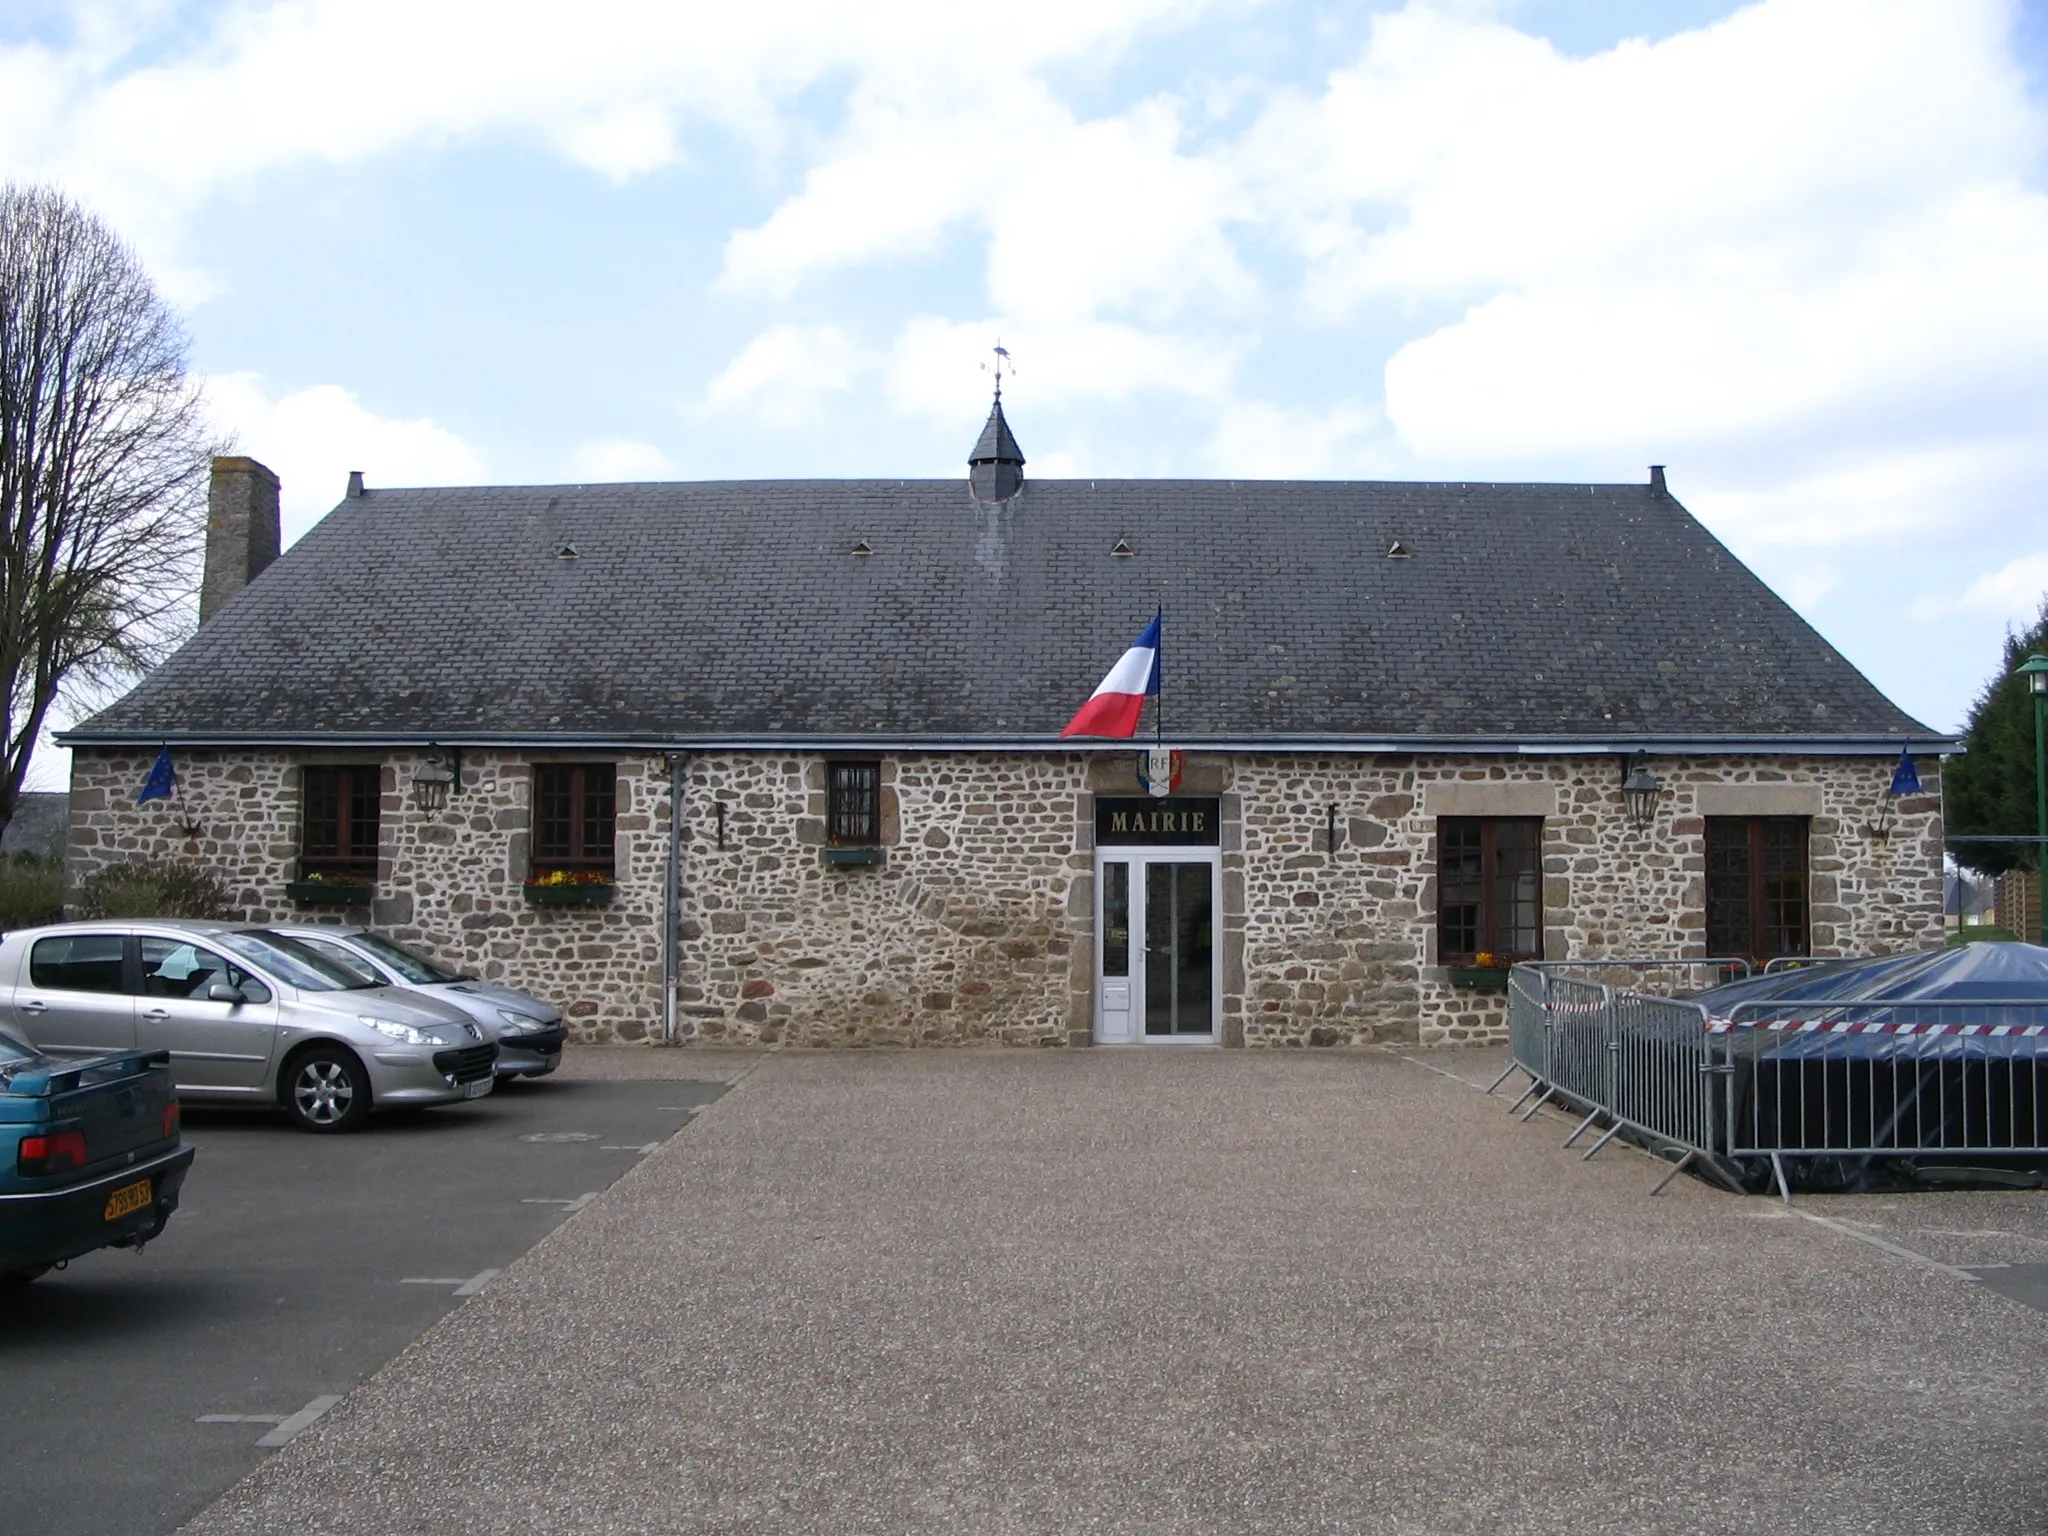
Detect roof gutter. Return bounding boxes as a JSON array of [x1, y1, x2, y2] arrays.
[[56, 728, 1962, 756]]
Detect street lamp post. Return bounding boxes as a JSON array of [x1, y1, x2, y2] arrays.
[[2019, 652, 2048, 947]]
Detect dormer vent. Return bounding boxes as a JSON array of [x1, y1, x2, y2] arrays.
[[851, 539, 873, 557], [1111, 538, 1134, 557], [553, 542, 579, 560], [1387, 540, 1411, 559]]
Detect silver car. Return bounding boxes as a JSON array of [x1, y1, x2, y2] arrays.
[[273, 924, 565, 1080], [0, 920, 497, 1133]]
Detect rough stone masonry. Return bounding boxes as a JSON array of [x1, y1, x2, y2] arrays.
[[67, 745, 1941, 1049]]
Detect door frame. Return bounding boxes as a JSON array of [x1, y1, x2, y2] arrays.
[[1093, 845, 1222, 1045]]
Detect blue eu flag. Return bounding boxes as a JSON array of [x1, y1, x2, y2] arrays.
[[138, 746, 177, 804], [1887, 748, 1922, 798]]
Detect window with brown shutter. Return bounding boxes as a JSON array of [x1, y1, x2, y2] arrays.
[[1705, 816, 1809, 961], [1437, 817, 1542, 963], [301, 766, 380, 879], [827, 761, 881, 846], [532, 763, 616, 876]]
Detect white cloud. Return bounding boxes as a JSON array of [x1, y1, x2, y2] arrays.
[[723, 84, 1253, 324], [702, 323, 867, 426], [204, 374, 486, 545], [1909, 552, 2048, 624], [1267, 0, 2048, 497], [884, 316, 1237, 422], [1203, 400, 1379, 478], [0, 0, 1222, 292], [569, 438, 675, 481], [555, 102, 679, 183]]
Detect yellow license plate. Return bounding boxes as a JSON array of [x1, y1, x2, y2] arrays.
[[103, 1179, 153, 1222]]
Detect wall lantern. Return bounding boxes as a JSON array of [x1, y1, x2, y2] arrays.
[[412, 746, 460, 811], [1619, 753, 1662, 832]]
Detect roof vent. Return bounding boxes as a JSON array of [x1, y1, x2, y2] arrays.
[[851, 539, 873, 557], [1111, 538, 1134, 556], [1387, 540, 1411, 559], [553, 542, 579, 560]]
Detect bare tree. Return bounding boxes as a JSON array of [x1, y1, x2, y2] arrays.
[[0, 183, 213, 838]]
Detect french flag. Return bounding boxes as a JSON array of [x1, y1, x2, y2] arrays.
[[1060, 610, 1160, 738]]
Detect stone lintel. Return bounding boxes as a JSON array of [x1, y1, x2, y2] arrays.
[[1695, 783, 1824, 817], [1420, 782, 1557, 818]]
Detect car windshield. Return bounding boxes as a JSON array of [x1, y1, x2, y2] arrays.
[[345, 932, 464, 985], [218, 931, 382, 991]]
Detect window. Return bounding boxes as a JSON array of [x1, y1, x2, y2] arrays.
[[29, 933, 126, 993], [1706, 817, 1809, 960], [302, 765, 380, 879], [1437, 817, 1542, 963], [827, 760, 881, 846], [533, 763, 616, 876], [139, 938, 272, 1004]]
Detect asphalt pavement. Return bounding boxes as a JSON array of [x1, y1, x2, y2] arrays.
[[167, 1044, 2048, 1536], [1, 1059, 737, 1536]]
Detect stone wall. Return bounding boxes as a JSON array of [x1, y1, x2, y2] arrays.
[[67, 748, 667, 1041], [677, 753, 1086, 1047], [1223, 753, 1944, 1047], [67, 746, 1942, 1051]]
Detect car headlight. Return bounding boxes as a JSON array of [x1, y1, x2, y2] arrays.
[[496, 1009, 546, 1033], [362, 1017, 443, 1046]]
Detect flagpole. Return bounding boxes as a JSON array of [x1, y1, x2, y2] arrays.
[[1153, 604, 1164, 749]]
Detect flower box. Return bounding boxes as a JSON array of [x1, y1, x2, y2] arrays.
[[1446, 966, 1512, 990], [823, 846, 885, 868], [523, 881, 616, 907], [286, 879, 373, 905]]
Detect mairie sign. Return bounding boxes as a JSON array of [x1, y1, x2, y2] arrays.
[[1095, 796, 1221, 847]]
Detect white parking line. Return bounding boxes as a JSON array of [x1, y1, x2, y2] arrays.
[[197, 1414, 287, 1425], [256, 1394, 342, 1448], [398, 1267, 500, 1294], [519, 1190, 599, 1212], [599, 1141, 662, 1153]]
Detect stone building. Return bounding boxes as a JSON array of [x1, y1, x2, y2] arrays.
[[60, 404, 1950, 1048]]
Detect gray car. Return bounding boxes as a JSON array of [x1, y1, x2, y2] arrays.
[[272, 925, 565, 1079], [0, 920, 497, 1133]]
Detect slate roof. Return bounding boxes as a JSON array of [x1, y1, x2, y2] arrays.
[[66, 476, 1939, 750]]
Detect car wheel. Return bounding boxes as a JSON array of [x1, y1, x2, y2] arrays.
[[282, 1045, 371, 1133]]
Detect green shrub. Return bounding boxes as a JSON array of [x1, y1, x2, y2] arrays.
[[0, 853, 63, 929], [1949, 924, 2019, 945], [75, 857, 237, 920]]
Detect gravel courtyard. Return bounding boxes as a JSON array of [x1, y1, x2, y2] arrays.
[[180, 1046, 2048, 1535]]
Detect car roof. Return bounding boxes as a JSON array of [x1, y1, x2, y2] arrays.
[[6, 917, 286, 941]]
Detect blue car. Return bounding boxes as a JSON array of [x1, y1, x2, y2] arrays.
[[0, 1027, 195, 1285]]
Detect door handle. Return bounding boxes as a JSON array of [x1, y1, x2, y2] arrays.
[[20, 999, 46, 1013], [144, 1008, 170, 1021]]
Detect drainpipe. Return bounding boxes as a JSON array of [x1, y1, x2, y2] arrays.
[[663, 752, 688, 1044]]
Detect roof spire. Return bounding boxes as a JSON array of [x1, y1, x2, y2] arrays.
[[969, 343, 1025, 501]]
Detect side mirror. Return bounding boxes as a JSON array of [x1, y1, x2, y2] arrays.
[[206, 981, 246, 1004]]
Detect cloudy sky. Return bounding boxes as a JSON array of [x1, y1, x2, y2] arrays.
[[5, 0, 2046, 784]]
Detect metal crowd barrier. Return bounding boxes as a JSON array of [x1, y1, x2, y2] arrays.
[[1497, 959, 2048, 1198], [1717, 1000, 2048, 1163]]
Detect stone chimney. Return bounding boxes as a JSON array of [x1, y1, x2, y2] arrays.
[[200, 456, 281, 624]]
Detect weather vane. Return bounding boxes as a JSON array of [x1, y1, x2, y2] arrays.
[[981, 341, 1016, 399]]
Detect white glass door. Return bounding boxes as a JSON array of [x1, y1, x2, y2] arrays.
[[1095, 851, 1218, 1044]]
